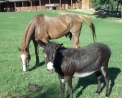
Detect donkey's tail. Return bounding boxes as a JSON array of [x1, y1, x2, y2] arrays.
[[78, 15, 96, 42]]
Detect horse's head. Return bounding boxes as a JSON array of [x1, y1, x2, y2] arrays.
[[17, 47, 31, 72], [38, 41, 63, 73]]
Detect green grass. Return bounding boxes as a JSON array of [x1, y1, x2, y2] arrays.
[[0, 10, 122, 98]]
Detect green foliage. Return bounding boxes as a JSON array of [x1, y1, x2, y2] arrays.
[[91, 0, 122, 10]]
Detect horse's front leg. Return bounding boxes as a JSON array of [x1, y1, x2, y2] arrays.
[[67, 76, 73, 98], [59, 76, 65, 98], [33, 40, 39, 67]]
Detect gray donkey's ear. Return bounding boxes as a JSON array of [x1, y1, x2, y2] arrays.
[[38, 40, 47, 48], [55, 43, 63, 49]]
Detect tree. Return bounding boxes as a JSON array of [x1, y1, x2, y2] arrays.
[[91, 0, 122, 11]]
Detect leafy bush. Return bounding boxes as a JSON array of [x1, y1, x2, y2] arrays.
[[91, 0, 122, 11]]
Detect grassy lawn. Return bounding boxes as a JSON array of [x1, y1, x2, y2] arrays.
[[0, 10, 122, 98]]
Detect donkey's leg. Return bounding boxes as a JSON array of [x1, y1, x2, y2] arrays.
[[33, 40, 39, 67], [101, 59, 110, 97], [95, 71, 102, 94], [66, 76, 73, 98], [58, 76, 65, 98]]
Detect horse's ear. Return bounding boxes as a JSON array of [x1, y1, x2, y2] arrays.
[[38, 40, 46, 48], [56, 43, 63, 49], [17, 47, 22, 51]]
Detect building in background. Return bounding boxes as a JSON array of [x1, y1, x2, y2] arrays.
[[0, 0, 91, 12]]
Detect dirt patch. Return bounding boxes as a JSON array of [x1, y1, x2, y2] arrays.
[[117, 19, 122, 23], [28, 83, 43, 92], [58, 9, 122, 23], [74, 8, 96, 14], [4, 93, 19, 98], [105, 18, 122, 23], [58, 9, 96, 19]]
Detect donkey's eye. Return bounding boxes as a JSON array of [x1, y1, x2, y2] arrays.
[[44, 53, 47, 58], [53, 53, 56, 57]]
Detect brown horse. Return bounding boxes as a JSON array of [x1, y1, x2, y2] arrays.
[[17, 14, 96, 72]]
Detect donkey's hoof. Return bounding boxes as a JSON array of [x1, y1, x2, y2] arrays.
[[95, 92, 100, 96], [105, 95, 109, 98]]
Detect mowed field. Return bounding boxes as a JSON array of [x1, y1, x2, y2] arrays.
[[0, 10, 122, 98]]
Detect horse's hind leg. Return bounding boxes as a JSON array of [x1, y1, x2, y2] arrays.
[[70, 32, 80, 48], [101, 59, 110, 97], [95, 71, 102, 95], [33, 40, 39, 67]]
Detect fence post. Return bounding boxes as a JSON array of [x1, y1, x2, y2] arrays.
[[121, 4, 122, 19]]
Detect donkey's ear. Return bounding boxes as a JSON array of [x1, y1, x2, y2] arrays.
[[38, 40, 46, 48], [17, 47, 22, 51], [56, 43, 63, 49]]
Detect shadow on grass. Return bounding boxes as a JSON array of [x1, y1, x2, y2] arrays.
[[94, 10, 121, 19], [29, 61, 45, 71], [73, 67, 121, 98]]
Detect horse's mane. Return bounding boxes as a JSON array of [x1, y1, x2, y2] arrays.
[[22, 14, 45, 49]]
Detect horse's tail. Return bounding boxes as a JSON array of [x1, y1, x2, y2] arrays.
[[22, 19, 35, 48], [78, 15, 96, 42]]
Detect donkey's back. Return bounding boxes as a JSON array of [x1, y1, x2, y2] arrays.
[[60, 42, 111, 74]]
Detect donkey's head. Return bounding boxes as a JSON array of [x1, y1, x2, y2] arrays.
[[17, 47, 31, 72], [38, 40, 63, 73]]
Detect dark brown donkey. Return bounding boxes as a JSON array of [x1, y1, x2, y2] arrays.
[[17, 14, 96, 72], [38, 41, 111, 98]]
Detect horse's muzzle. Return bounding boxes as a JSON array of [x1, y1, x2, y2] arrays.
[[22, 64, 29, 72]]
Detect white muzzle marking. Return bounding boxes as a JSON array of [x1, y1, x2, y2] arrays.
[[23, 64, 27, 72], [61, 79, 65, 83], [47, 62, 54, 70], [20, 54, 28, 71]]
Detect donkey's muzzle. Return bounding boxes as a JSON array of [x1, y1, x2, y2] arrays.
[[47, 69, 55, 73]]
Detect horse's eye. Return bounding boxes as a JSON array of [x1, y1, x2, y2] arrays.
[[27, 57, 31, 60], [53, 53, 56, 57], [44, 53, 47, 58], [28, 55, 31, 59]]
